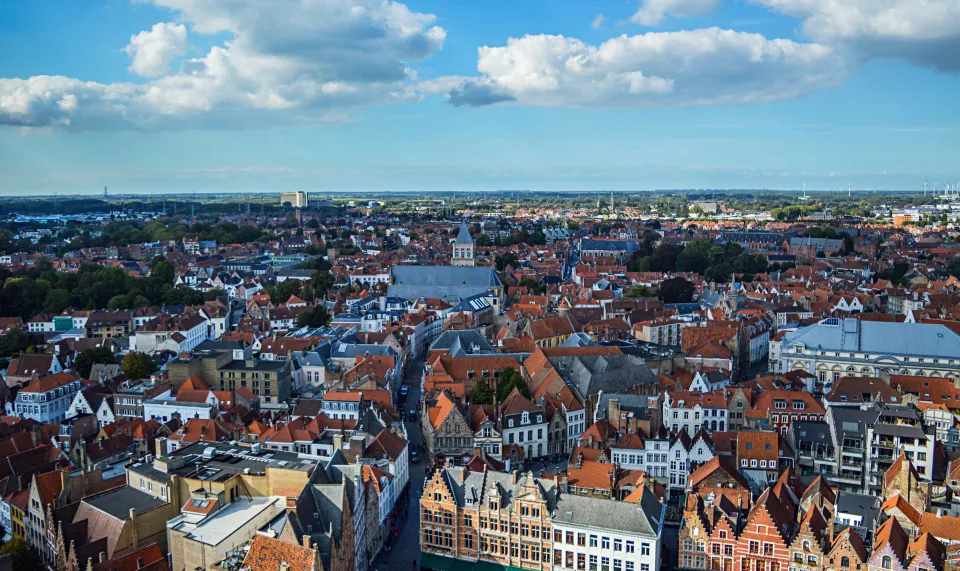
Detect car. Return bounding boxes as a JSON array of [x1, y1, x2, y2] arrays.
[[399, 385, 409, 396], [410, 450, 420, 463], [408, 409, 417, 422]]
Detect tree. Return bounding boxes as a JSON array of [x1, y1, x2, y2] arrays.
[[297, 305, 330, 328], [75, 346, 116, 379], [496, 367, 529, 402], [627, 285, 653, 298], [0, 538, 43, 571], [0, 327, 33, 357], [121, 352, 157, 380], [43, 288, 72, 314], [149, 260, 176, 285], [471, 378, 494, 405], [657, 277, 695, 304], [495, 253, 518, 272]]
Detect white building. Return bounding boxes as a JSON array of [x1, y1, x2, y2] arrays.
[[778, 318, 960, 381], [552, 490, 664, 571], [130, 313, 208, 355], [7, 372, 82, 424], [662, 391, 729, 436], [501, 399, 549, 461], [142, 391, 215, 423]]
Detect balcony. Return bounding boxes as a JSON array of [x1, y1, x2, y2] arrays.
[[833, 472, 861, 484], [841, 446, 863, 455], [874, 449, 894, 460], [873, 437, 896, 448]]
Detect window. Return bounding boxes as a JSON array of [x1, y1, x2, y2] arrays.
[[590, 535, 598, 547], [882, 557, 892, 569], [567, 532, 575, 544], [578, 533, 586, 547], [602, 537, 610, 550], [626, 541, 635, 554], [614, 539, 622, 552]]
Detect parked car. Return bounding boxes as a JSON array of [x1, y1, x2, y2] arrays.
[[408, 409, 417, 422], [399, 385, 409, 396], [411, 450, 420, 463]]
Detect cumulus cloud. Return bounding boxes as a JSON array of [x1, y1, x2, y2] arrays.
[[440, 28, 847, 108], [124, 22, 188, 77], [631, 0, 721, 26], [752, 0, 960, 71], [0, 0, 446, 130]]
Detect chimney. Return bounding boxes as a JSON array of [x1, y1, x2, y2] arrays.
[[302, 535, 311, 549], [99, 552, 107, 564], [136, 558, 145, 570], [129, 507, 140, 548]]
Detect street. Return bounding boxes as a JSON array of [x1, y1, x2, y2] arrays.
[[374, 358, 429, 571]]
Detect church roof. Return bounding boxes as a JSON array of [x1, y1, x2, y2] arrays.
[[455, 223, 474, 244]]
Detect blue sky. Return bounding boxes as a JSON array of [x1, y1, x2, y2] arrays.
[[1, 0, 959, 194]]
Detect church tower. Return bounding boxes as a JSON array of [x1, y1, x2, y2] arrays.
[[452, 223, 476, 267]]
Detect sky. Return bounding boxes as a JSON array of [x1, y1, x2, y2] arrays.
[[1, 0, 959, 195]]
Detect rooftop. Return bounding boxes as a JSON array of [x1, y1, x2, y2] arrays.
[[172, 496, 284, 546], [84, 486, 168, 520]]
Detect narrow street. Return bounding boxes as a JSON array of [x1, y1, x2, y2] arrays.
[[375, 358, 428, 571]]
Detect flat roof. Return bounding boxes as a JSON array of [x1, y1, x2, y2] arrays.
[[85, 486, 167, 519], [177, 496, 283, 546], [163, 442, 318, 480]]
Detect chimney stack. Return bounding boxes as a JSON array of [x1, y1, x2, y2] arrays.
[[302, 535, 311, 549], [99, 552, 107, 564]]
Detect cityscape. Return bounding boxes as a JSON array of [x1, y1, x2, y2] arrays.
[[1, 2, 960, 571]]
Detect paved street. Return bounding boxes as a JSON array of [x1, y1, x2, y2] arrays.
[[374, 358, 428, 571]]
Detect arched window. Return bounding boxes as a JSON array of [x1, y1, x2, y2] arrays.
[[841, 557, 850, 568], [882, 556, 892, 569]]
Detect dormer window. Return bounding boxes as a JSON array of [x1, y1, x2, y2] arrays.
[[522, 411, 529, 424]]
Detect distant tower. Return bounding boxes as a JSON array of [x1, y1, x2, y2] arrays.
[[103, 186, 108, 202], [451, 223, 476, 267], [848, 183, 852, 198], [924, 180, 928, 198], [610, 190, 614, 210]]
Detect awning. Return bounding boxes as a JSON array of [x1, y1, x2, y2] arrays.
[[420, 553, 455, 571]]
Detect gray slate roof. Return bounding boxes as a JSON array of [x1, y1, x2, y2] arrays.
[[455, 223, 474, 244], [781, 318, 960, 358], [547, 353, 657, 399]]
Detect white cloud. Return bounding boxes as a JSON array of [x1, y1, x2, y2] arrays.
[[630, 0, 721, 26], [592, 14, 607, 29], [752, 0, 960, 71], [0, 0, 446, 130], [442, 28, 847, 108], [124, 22, 188, 77]]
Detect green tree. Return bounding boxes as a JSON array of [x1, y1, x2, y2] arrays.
[[75, 346, 116, 379], [657, 277, 695, 304], [495, 253, 518, 272], [627, 285, 653, 298], [0, 327, 33, 357], [43, 288, 72, 314], [496, 367, 529, 402], [0, 537, 43, 571], [121, 351, 157, 380], [471, 378, 494, 405], [297, 305, 331, 328], [149, 260, 176, 285]]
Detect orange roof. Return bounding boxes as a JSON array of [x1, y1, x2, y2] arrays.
[[34, 469, 64, 507], [429, 391, 459, 430], [21, 372, 78, 394], [882, 493, 923, 527], [567, 460, 614, 491], [920, 512, 960, 543], [243, 534, 317, 571], [737, 430, 778, 461]]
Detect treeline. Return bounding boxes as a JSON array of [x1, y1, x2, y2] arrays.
[[628, 239, 769, 283], [60, 220, 270, 253], [0, 259, 216, 320]]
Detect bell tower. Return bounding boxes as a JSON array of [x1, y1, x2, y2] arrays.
[[452, 223, 476, 267]]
